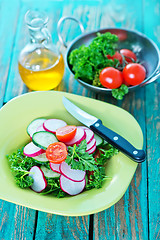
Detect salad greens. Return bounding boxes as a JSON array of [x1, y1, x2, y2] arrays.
[[112, 84, 129, 100], [69, 32, 129, 100], [69, 32, 119, 82], [7, 140, 118, 197], [66, 140, 98, 171]]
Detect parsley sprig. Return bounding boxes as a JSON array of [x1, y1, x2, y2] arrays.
[[7, 149, 35, 188], [66, 140, 98, 171], [41, 178, 66, 198], [69, 32, 118, 82], [112, 84, 129, 100], [96, 144, 119, 165]]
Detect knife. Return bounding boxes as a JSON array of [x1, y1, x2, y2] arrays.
[[62, 96, 146, 163]]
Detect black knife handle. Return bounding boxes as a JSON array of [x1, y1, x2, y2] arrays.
[[90, 120, 146, 163]]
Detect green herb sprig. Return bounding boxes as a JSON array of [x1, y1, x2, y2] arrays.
[[69, 32, 119, 82], [7, 149, 35, 188], [66, 140, 98, 171]]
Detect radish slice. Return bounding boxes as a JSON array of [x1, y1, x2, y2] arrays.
[[60, 161, 86, 182], [60, 175, 86, 195], [79, 126, 89, 131], [29, 166, 47, 193], [23, 142, 45, 157], [43, 119, 67, 133], [50, 162, 61, 173], [77, 126, 94, 144], [32, 153, 48, 162], [86, 138, 96, 151], [87, 144, 96, 155], [40, 166, 60, 178], [65, 128, 86, 146], [84, 129, 94, 144], [31, 125, 46, 138], [36, 124, 46, 132]]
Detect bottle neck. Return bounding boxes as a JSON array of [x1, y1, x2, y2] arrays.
[[28, 27, 50, 44]]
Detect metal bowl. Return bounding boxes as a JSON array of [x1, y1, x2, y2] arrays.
[[58, 16, 160, 94]]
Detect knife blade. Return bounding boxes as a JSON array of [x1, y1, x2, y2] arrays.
[[62, 96, 146, 163]]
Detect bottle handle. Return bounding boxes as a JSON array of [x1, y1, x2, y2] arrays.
[[57, 16, 85, 48]]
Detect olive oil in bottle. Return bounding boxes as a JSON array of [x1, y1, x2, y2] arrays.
[[18, 10, 64, 90]]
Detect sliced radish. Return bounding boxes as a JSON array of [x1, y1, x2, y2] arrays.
[[77, 126, 94, 144], [85, 129, 94, 144], [23, 142, 45, 157], [40, 166, 60, 178], [43, 119, 67, 134], [79, 126, 90, 131], [86, 138, 96, 151], [65, 127, 86, 146], [87, 144, 96, 155], [32, 153, 48, 162], [29, 166, 47, 193], [60, 175, 86, 195], [36, 124, 46, 132], [50, 162, 61, 173], [27, 118, 46, 138], [60, 161, 86, 182]]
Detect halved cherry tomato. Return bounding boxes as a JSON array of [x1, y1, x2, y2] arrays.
[[122, 63, 146, 86], [46, 142, 67, 164], [120, 49, 137, 63], [99, 67, 123, 89], [56, 125, 77, 142], [107, 51, 123, 64]]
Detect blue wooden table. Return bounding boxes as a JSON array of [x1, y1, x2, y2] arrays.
[[0, 0, 160, 239]]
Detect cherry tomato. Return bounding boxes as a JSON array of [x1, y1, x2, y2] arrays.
[[122, 63, 146, 86], [56, 125, 77, 142], [46, 142, 67, 164], [120, 49, 137, 63], [108, 30, 127, 41], [100, 67, 123, 89], [107, 51, 123, 64]]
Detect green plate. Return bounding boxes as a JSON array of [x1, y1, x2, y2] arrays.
[[0, 91, 143, 216]]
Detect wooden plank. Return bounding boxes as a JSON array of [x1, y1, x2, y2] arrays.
[[34, 212, 89, 240], [0, 2, 37, 240], [93, 1, 149, 239], [0, 201, 36, 240], [145, 82, 160, 240], [94, 207, 116, 240], [115, 91, 148, 240], [143, 0, 160, 239], [3, 3, 29, 103], [56, 1, 98, 98], [0, 0, 20, 107]]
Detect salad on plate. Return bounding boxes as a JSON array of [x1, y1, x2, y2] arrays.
[[7, 117, 118, 197]]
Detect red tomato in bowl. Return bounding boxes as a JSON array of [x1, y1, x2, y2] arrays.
[[100, 67, 123, 89], [120, 49, 137, 63], [122, 63, 146, 86], [107, 51, 123, 64]]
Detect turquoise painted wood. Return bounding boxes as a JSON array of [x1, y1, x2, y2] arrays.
[[94, 1, 149, 239], [143, 1, 160, 239], [34, 213, 89, 240], [0, 0, 20, 107], [0, 201, 36, 240], [0, 0, 160, 239]]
